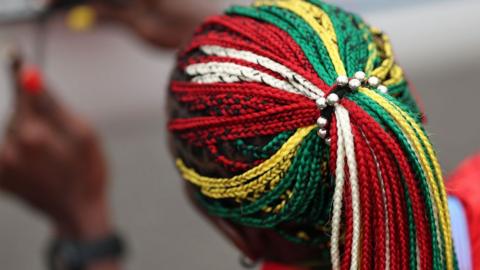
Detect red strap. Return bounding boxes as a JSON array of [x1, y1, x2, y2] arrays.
[[447, 153, 480, 270]]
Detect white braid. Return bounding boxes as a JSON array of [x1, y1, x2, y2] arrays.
[[185, 62, 321, 99], [330, 105, 347, 270], [191, 73, 242, 84], [336, 105, 361, 270], [200, 45, 325, 98]]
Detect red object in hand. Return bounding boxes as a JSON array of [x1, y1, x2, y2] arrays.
[[20, 66, 43, 94]]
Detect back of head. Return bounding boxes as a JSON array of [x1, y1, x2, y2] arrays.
[[167, 1, 456, 269]]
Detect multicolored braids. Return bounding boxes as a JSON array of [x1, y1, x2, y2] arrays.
[[168, 0, 457, 269]]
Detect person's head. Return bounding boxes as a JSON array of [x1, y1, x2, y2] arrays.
[[168, 1, 455, 269]]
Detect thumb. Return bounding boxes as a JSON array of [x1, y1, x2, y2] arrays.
[[15, 64, 66, 121], [16, 67, 74, 133]]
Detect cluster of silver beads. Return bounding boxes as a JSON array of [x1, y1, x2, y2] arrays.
[[329, 71, 389, 93], [315, 73, 389, 142], [352, 71, 389, 94], [316, 93, 340, 144]]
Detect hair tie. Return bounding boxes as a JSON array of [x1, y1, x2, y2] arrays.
[[316, 73, 389, 143]]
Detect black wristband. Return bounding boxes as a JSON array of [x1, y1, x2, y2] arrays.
[[47, 233, 126, 270]]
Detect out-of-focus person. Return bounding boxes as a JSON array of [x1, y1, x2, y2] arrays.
[[0, 51, 123, 270]]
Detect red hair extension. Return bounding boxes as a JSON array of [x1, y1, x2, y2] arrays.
[[343, 99, 432, 269], [350, 126, 373, 270], [360, 128, 387, 270], [169, 103, 318, 145], [341, 176, 353, 270]]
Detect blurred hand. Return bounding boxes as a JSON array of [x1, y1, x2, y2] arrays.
[[67, 0, 212, 48], [0, 56, 111, 240], [94, 0, 209, 48]]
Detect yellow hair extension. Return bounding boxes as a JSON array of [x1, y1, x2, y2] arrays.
[[384, 64, 404, 86], [254, 0, 347, 76], [176, 126, 315, 197], [369, 29, 395, 80]]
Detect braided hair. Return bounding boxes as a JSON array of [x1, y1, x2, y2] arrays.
[[167, 1, 457, 269]]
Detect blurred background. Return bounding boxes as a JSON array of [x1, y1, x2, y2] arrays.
[[0, 0, 479, 269]]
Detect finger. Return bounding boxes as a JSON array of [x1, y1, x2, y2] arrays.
[[13, 64, 46, 117], [8, 57, 90, 143], [6, 48, 44, 105], [12, 83, 94, 151], [14, 119, 69, 161], [14, 66, 74, 133]]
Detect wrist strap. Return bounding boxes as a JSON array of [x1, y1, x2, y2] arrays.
[[48, 233, 126, 270]]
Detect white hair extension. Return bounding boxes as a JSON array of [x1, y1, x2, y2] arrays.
[[336, 105, 361, 270], [186, 61, 323, 100], [191, 73, 242, 84], [185, 62, 322, 99], [330, 104, 347, 270], [200, 45, 325, 98]]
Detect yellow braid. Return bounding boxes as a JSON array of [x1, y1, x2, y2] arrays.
[[254, 0, 347, 76], [176, 126, 315, 197], [369, 28, 396, 81], [384, 65, 404, 86]]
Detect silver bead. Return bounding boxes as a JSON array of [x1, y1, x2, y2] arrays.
[[326, 93, 339, 106], [377, 85, 389, 94], [325, 138, 331, 145], [317, 128, 328, 138], [316, 97, 327, 109], [367, 76, 380, 88], [348, 79, 361, 91], [354, 71, 366, 81], [316, 117, 328, 128], [336, 75, 349, 86]]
